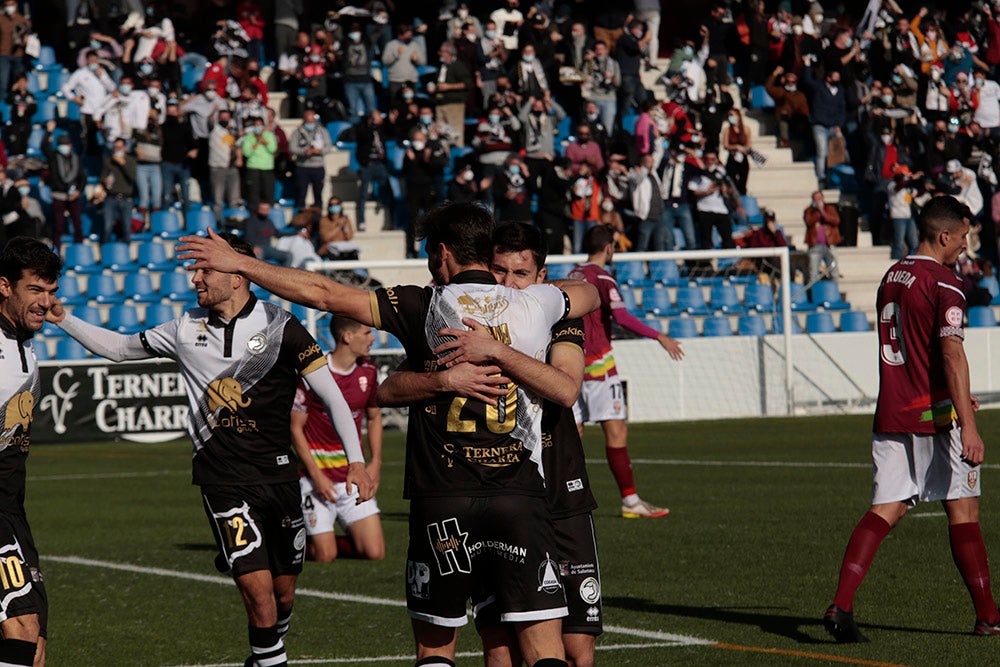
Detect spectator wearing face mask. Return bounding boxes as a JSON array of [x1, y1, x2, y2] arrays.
[[340, 24, 377, 120], [0, 0, 28, 98], [241, 117, 277, 213], [582, 40, 620, 133], [924, 63, 952, 124], [800, 64, 847, 188], [61, 51, 116, 157], [10, 177, 43, 241], [402, 128, 448, 257], [569, 162, 602, 253], [630, 154, 669, 252], [565, 123, 604, 176], [615, 19, 652, 126], [911, 10, 949, 76], [160, 102, 196, 211], [723, 108, 753, 196], [490, 0, 524, 52], [689, 150, 735, 249], [949, 72, 979, 127], [477, 20, 508, 108], [766, 66, 810, 148], [974, 69, 1000, 139], [317, 197, 360, 259], [207, 110, 240, 223], [41, 121, 86, 247], [803, 189, 842, 283], [444, 164, 480, 205], [133, 108, 164, 217], [428, 42, 473, 147], [865, 126, 912, 248], [493, 157, 532, 225], [518, 94, 566, 177], [885, 165, 919, 260], [289, 110, 332, 208], [947, 158, 984, 220], [99, 137, 137, 243], [383, 23, 426, 105], [98, 77, 151, 150]]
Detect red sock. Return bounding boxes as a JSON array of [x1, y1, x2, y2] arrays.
[[832, 511, 892, 612], [949, 522, 1000, 624], [335, 535, 359, 559], [606, 446, 636, 498]]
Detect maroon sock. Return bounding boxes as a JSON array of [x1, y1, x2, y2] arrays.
[[949, 522, 1000, 624], [335, 535, 359, 559], [832, 511, 892, 612], [606, 446, 636, 498]]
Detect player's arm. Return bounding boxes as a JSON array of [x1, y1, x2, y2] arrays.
[[376, 363, 509, 406], [302, 366, 375, 502], [365, 406, 383, 493], [290, 409, 337, 503], [942, 335, 985, 465], [611, 306, 685, 360], [177, 229, 374, 323], [49, 303, 154, 362], [550, 279, 600, 318], [435, 318, 582, 406]]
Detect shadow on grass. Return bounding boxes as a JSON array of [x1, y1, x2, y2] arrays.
[[174, 542, 217, 551], [603, 597, 966, 643]]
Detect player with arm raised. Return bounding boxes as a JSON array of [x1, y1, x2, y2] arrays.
[[47, 233, 372, 667], [179, 203, 599, 667], [377, 222, 602, 667], [0, 238, 62, 667], [292, 315, 385, 561], [569, 224, 683, 519], [824, 195, 1000, 642]]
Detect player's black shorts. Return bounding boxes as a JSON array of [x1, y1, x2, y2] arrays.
[[0, 512, 47, 636], [475, 512, 602, 635], [406, 494, 568, 627], [201, 482, 306, 578]]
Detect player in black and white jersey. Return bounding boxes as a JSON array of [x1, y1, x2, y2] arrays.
[[47, 233, 373, 667], [177, 204, 599, 667], [377, 223, 602, 667], [0, 238, 62, 667]]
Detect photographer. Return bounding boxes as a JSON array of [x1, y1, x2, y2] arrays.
[[689, 150, 735, 250]]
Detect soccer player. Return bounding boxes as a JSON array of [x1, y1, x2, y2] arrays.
[[293, 315, 385, 561], [0, 238, 61, 667], [47, 233, 373, 667], [824, 196, 1000, 642], [569, 224, 684, 519], [177, 203, 600, 667], [376, 222, 602, 666]]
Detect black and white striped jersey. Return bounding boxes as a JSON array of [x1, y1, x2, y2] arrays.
[[0, 314, 40, 514]]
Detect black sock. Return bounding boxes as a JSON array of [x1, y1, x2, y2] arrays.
[[414, 657, 456, 667], [247, 625, 287, 667], [531, 660, 569, 667], [276, 608, 292, 639], [0, 638, 37, 666]]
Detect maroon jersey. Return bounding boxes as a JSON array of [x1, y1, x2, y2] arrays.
[[567, 262, 623, 381], [873, 255, 966, 434], [293, 356, 378, 484]]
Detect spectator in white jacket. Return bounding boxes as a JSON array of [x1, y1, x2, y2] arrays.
[[97, 77, 150, 148], [61, 51, 116, 156], [630, 153, 669, 251], [974, 68, 1000, 139]]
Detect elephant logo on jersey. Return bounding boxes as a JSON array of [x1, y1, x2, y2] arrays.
[[456, 293, 509, 319], [207, 378, 252, 414], [3, 391, 33, 433]]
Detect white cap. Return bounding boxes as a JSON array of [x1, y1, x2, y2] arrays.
[[947, 159, 963, 174]]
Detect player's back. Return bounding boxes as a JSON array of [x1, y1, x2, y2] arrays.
[[874, 255, 966, 434], [568, 262, 620, 372]]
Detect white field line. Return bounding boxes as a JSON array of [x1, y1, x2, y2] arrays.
[[46, 555, 713, 665], [614, 459, 1000, 470]]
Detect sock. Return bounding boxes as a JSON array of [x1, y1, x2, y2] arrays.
[[532, 660, 569, 667], [276, 608, 292, 640], [606, 446, 636, 498], [247, 625, 287, 667], [336, 535, 359, 559], [949, 522, 1000, 624], [0, 638, 37, 666], [414, 657, 456, 667], [832, 511, 892, 612], [622, 493, 640, 507]]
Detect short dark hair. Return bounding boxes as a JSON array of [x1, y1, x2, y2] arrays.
[[217, 232, 256, 258], [418, 202, 494, 267], [918, 195, 971, 242], [329, 314, 364, 342], [0, 237, 63, 285], [582, 224, 617, 255], [493, 222, 547, 272]]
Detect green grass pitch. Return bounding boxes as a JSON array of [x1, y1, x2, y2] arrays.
[[25, 411, 1000, 666]]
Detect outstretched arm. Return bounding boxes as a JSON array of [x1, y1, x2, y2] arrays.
[[177, 229, 375, 323], [610, 307, 684, 360], [55, 311, 153, 362]]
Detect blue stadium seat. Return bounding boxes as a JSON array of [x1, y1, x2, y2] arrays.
[[150, 209, 185, 240], [101, 242, 137, 272], [31, 98, 57, 124], [839, 310, 869, 332], [327, 121, 353, 144], [64, 99, 81, 122], [751, 85, 775, 109], [63, 243, 103, 273], [56, 338, 90, 360], [186, 207, 215, 235], [772, 314, 802, 334], [86, 274, 124, 304], [811, 280, 850, 310], [26, 72, 41, 95], [981, 275, 1000, 303], [267, 206, 288, 231], [144, 303, 176, 328], [250, 282, 271, 300], [615, 260, 649, 287], [649, 260, 683, 286], [160, 271, 193, 301], [26, 125, 45, 157], [641, 287, 674, 316], [827, 164, 859, 194], [545, 263, 572, 280], [136, 242, 174, 272], [784, 284, 816, 312], [741, 195, 763, 226], [702, 316, 733, 337], [674, 285, 710, 315], [642, 317, 663, 332], [57, 275, 87, 306], [40, 319, 65, 338], [108, 305, 142, 334], [968, 306, 997, 328], [32, 341, 50, 361], [35, 45, 56, 69], [384, 333, 404, 349], [69, 305, 102, 326], [743, 282, 774, 312], [710, 283, 743, 314], [806, 311, 836, 334], [122, 272, 159, 303], [618, 286, 640, 315], [737, 314, 768, 336], [667, 317, 698, 339]]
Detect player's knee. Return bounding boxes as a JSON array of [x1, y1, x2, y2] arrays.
[[312, 546, 338, 562], [359, 540, 385, 560]]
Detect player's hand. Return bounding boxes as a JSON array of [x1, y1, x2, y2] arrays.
[[176, 227, 244, 273], [961, 429, 986, 466], [312, 473, 337, 503], [45, 298, 65, 324], [366, 459, 382, 495], [658, 333, 684, 360], [434, 318, 502, 366], [971, 395, 981, 412], [441, 362, 509, 405], [345, 461, 375, 504]]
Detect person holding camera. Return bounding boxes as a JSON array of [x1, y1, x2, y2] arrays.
[[689, 150, 735, 250]]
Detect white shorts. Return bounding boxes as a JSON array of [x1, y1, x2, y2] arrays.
[[573, 376, 627, 424], [299, 476, 380, 536], [871, 430, 981, 507]]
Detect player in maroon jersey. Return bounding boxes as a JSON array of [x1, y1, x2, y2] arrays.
[[569, 224, 683, 518], [292, 315, 385, 562], [825, 196, 1000, 642]]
